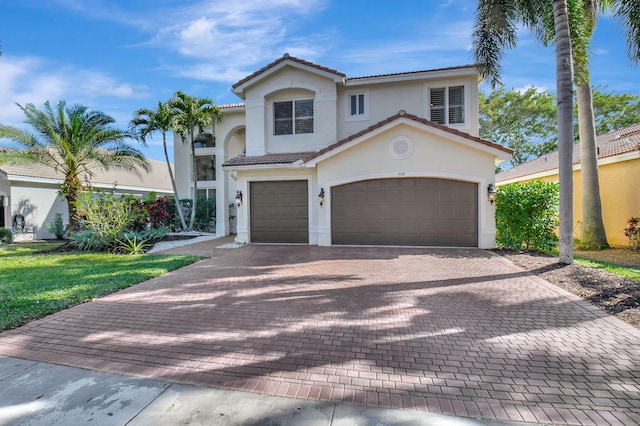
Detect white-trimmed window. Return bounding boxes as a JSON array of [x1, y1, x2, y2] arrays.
[[429, 85, 465, 125], [346, 90, 369, 121], [274, 99, 314, 135], [196, 155, 216, 181]]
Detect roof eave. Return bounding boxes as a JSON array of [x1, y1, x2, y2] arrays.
[[345, 65, 480, 86]]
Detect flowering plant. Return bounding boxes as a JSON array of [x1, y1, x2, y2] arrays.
[[624, 217, 640, 250]]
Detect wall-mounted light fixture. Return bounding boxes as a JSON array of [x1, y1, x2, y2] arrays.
[[235, 190, 243, 207], [487, 183, 496, 205], [318, 188, 325, 206]]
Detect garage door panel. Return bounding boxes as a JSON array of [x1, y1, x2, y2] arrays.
[[332, 178, 477, 247], [250, 181, 308, 243]]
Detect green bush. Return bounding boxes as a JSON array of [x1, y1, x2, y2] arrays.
[[68, 229, 109, 251], [0, 227, 12, 244], [194, 198, 216, 231], [45, 213, 66, 239], [74, 191, 138, 248], [495, 180, 560, 251]]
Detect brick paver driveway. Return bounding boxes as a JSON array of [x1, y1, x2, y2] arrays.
[[1, 244, 639, 425]]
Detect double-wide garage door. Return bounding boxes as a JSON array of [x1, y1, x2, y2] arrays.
[[332, 178, 478, 247], [250, 180, 308, 243]]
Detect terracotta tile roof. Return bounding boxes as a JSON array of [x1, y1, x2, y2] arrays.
[[496, 122, 640, 182], [222, 152, 316, 167], [219, 103, 245, 109], [306, 112, 512, 162], [233, 54, 346, 90], [0, 158, 174, 192], [349, 64, 477, 81], [223, 113, 512, 168]]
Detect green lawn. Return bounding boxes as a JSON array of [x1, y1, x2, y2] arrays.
[[574, 257, 640, 282], [0, 243, 201, 331]]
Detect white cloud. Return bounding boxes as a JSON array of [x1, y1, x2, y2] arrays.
[[0, 55, 150, 126], [55, 0, 330, 83]]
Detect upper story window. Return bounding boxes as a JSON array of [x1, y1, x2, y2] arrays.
[[346, 90, 369, 122], [196, 155, 216, 181], [274, 99, 314, 135], [429, 85, 465, 125]]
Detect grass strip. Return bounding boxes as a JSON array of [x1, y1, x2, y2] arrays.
[[0, 243, 201, 331], [574, 257, 640, 282]]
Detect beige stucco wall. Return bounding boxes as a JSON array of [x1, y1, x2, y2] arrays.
[[315, 122, 497, 248], [243, 67, 338, 156], [337, 75, 479, 140], [233, 121, 500, 248]]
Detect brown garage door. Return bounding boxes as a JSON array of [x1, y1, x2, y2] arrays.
[[332, 178, 477, 246], [250, 180, 308, 243]]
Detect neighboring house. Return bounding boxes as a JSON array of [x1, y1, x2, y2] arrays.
[[174, 54, 512, 248], [496, 123, 640, 247], [0, 159, 174, 240]]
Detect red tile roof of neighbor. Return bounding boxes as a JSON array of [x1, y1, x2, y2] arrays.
[[222, 112, 512, 168], [496, 122, 640, 182]]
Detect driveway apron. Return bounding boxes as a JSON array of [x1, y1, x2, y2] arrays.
[[0, 244, 638, 425]]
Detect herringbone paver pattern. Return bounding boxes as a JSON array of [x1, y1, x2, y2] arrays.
[[1, 244, 639, 425]]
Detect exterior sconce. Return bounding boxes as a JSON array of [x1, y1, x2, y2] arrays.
[[487, 183, 497, 205], [318, 188, 325, 206], [235, 190, 243, 207]]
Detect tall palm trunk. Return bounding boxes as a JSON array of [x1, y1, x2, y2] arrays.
[[577, 83, 608, 249], [554, 0, 575, 264], [189, 129, 198, 230], [162, 132, 188, 231]]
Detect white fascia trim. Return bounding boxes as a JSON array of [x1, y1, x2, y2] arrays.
[[345, 67, 478, 87], [304, 117, 510, 167], [7, 174, 170, 193], [233, 61, 344, 95]]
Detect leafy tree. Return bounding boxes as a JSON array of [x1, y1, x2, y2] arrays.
[[0, 101, 149, 231], [591, 87, 640, 134], [480, 87, 557, 167], [130, 101, 188, 231], [495, 181, 560, 251], [473, 0, 576, 264], [170, 91, 222, 230]]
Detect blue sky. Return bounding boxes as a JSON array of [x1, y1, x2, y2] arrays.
[[1, 0, 638, 162]]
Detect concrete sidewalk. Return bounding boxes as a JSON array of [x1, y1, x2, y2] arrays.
[[0, 356, 525, 425]]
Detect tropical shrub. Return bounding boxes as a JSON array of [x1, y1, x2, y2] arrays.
[[495, 180, 560, 251], [194, 198, 216, 231], [68, 229, 109, 251], [45, 213, 66, 239], [74, 191, 137, 248], [117, 234, 150, 255], [0, 227, 12, 244], [624, 217, 640, 250], [145, 197, 173, 228]]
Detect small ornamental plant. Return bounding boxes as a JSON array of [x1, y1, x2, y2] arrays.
[[624, 217, 640, 250]]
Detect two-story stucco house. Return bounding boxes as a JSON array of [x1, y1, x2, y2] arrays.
[[173, 55, 512, 248]]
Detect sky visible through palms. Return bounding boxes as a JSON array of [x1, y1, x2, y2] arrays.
[[0, 0, 638, 162]]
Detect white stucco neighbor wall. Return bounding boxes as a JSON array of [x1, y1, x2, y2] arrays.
[[10, 181, 68, 239], [313, 122, 498, 248]]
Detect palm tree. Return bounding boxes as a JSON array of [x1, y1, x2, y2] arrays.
[[0, 100, 149, 231], [170, 91, 222, 230], [131, 101, 188, 231], [473, 0, 576, 263]]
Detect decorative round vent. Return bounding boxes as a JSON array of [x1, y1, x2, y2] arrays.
[[389, 136, 413, 160]]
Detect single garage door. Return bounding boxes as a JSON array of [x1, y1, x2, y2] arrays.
[[250, 180, 308, 243], [332, 178, 477, 246]]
